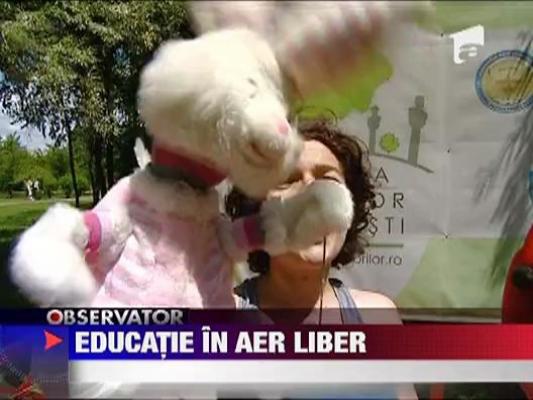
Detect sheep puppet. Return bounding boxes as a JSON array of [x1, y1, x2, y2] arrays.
[[9, 1, 429, 308]]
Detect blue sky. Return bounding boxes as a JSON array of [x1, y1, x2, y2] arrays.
[[0, 71, 53, 150], [0, 110, 53, 150]]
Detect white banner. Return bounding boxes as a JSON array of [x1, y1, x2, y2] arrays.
[[325, 6, 533, 317]]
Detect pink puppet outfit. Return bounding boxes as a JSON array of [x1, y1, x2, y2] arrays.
[[9, 6, 386, 319], [79, 145, 263, 308]]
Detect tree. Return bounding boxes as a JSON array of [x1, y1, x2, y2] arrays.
[[78, 1, 194, 198], [0, 2, 89, 206], [0, 133, 26, 195], [0, 1, 193, 206], [43, 145, 69, 179]]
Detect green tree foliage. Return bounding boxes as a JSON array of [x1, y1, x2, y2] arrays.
[[42, 145, 69, 179], [0, 1, 193, 206], [0, 134, 26, 193], [0, 132, 89, 198]]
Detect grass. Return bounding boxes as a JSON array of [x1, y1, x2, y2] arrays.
[[0, 196, 92, 307]]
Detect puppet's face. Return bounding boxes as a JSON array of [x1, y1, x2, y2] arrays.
[[217, 30, 303, 198], [137, 29, 302, 197]]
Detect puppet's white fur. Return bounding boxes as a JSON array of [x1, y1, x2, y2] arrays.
[[133, 138, 151, 170], [137, 28, 302, 198], [10, 203, 98, 306], [10, 168, 222, 306], [9, 27, 353, 309]]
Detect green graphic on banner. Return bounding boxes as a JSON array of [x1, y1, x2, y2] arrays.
[[367, 96, 433, 174], [379, 133, 400, 154], [296, 51, 393, 119]]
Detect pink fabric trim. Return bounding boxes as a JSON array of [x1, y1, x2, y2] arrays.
[[151, 141, 227, 186], [83, 211, 101, 254], [231, 220, 248, 251], [242, 215, 264, 250]]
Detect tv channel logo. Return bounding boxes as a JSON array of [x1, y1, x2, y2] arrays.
[[449, 25, 485, 65]]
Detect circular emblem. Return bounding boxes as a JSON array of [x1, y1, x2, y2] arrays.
[[475, 50, 532, 113]]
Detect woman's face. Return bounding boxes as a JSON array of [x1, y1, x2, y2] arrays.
[[268, 139, 348, 265]]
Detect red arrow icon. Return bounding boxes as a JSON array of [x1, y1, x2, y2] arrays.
[[44, 330, 63, 351]]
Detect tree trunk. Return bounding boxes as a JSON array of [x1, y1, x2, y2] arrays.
[[102, 53, 115, 191], [94, 136, 107, 199], [106, 139, 114, 189], [88, 148, 98, 206], [66, 124, 80, 208]]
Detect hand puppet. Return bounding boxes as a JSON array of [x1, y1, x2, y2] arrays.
[[10, 29, 340, 307], [9, 1, 427, 308]]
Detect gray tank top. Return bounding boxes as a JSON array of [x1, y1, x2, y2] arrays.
[[233, 278, 400, 399], [235, 277, 364, 324]]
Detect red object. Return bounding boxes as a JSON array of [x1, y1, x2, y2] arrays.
[[43, 330, 62, 351], [409, 225, 533, 400], [47, 311, 61, 324], [501, 224, 533, 399], [13, 376, 46, 399], [151, 141, 227, 186], [522, 383, 533, 400], [502, 225, 533, 323], [83, 211, 102, 255], [429, 383, 445, 400]]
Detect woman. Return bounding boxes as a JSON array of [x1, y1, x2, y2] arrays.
[[226, 119, 417, 399], [226, 118, 400, 323]]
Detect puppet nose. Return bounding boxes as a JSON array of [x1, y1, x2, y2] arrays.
[[246, 117, 292, 159], [277, 120, 289, 136]]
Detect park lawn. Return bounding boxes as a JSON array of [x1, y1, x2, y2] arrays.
[[0, 196, 92, 307]]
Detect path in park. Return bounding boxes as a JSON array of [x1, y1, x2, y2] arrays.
[[0, 196, 92, 208]]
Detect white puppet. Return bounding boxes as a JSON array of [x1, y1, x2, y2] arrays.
[[9, 2, 429, 308], [191, 1, 433, 99]]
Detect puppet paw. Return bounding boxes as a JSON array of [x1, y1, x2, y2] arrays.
[[9, 203, 98, 306], [289, 181, 354, 251], [261, 180, 353, 255]]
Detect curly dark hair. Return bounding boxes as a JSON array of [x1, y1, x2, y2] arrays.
[[225, 118, 376, 274]]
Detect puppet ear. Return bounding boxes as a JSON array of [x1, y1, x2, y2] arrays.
[[271, 1, 435, 100], [188, 1, 434, 101], [188, 1, 281, 37]]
